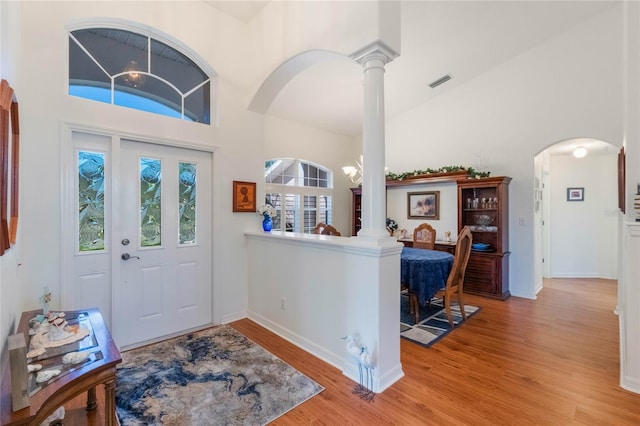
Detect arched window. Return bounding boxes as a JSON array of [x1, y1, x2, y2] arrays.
[[264, 159, 334, 233], [68, 27, 213, 124]]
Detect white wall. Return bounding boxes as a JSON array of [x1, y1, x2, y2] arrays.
[[619, 0, 640, 395], [0, 0, 22, 362], [384, 5, 623, 298], [1, 0, 396, 361], [246, 231, 404, 393], [548, 153, 618, 278], [386, 181, 458, 241], [13, 1, 263, 335]]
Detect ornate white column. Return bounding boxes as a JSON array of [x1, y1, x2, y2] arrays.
[[351, 42, 399, 240]]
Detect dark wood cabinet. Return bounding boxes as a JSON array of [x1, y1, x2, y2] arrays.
[[349, 175, 511, 300], [457, 176, 511, 299], [350, 187, 362, 236], [434, 242, 456, 255]]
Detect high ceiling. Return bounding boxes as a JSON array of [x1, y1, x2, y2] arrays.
[[208, 1, 617, 140], [204, 1, 269, 23]]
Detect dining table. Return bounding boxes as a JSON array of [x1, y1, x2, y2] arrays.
[[400, 247, 454, 308]]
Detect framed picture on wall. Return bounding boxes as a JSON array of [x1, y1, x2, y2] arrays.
[[232, 181, 257, 212], [567, 187, 584, 202], [0, 79, 19, 256], [618, 147, 625, 213], [407, 191, 440, 219]]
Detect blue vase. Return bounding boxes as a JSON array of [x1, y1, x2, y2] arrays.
[[262, 215, 273, 232]]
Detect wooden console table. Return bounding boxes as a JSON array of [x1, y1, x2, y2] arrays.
[[1, 308, 122, 425]]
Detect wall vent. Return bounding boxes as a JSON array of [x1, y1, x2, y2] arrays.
[[428, 74, 452, 88]]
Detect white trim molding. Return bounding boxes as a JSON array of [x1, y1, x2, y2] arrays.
[[620, 222, 640, 394]]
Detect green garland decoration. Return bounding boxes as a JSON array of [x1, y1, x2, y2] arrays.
[[385, 166, 490, 181]]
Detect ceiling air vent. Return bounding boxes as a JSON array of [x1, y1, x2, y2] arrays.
[[428, 74, 452, 89]]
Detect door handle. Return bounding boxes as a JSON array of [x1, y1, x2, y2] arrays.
[[121, 253, 140, 261]]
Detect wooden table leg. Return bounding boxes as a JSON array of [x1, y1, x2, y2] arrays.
[[409, 292, 419, 324], [104, 377, 117, 426], [86, 387, 97, 411]]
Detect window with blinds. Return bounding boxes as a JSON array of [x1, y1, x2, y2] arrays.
[[264, 159, 333, 233]]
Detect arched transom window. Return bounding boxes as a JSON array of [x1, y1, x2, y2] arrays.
[[264, 159, 334, 233], [69, 27, 213, 124]]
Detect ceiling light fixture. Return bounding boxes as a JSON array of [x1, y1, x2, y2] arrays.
[[573, 146, 587, 158], [122, 60, 146, 89]]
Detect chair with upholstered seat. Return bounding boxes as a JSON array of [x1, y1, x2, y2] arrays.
[[413, 223, 436, 250], [314, 223, 341, 236], [433, 226, 473, 327]]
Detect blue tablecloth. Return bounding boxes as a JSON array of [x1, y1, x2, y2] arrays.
[[401, 247, 454, 306]]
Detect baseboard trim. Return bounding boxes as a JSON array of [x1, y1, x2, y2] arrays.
[[247, 310, 343, 371]]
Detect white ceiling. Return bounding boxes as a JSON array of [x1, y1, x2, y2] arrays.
[[208, 1, 617, 143], [204, 1, 269, 23]]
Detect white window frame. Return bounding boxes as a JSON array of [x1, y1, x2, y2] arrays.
[[264, 159, 334, 233], [66, 19, 218, 125]]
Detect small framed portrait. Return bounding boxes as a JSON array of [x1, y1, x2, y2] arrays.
[[407, 191, 440, 219], [233, 181, 257, 212], [567, 187, 584, 202]]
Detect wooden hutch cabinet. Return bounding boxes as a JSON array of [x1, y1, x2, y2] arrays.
[[457, 176, 511, 299], [349, 174, 511, 300], [350, 187, 362, 236]]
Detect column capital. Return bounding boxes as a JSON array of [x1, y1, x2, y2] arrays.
[[350, 41, 399, 66]]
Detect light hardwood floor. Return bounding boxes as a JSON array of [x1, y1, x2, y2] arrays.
[[65, 278, 640, 425]]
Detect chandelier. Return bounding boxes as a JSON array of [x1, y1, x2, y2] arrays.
[[342, 156, 363, 185], [122, 60, 146, 89]]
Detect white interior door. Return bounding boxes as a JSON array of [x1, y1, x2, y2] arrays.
[[116, 140, 212, 347]]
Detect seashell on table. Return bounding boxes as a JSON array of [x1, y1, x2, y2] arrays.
[[36, 368, 61, 383], [62, 350, 92, 364]]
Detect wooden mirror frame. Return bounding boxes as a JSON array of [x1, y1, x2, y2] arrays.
[[0, 79, 19, 255]]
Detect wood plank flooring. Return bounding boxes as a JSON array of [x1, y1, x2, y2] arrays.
[[65, 278, 640, 425]]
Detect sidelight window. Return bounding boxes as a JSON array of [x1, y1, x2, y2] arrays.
[[78, 151, 106, 252], [178, 162, 197, 245]]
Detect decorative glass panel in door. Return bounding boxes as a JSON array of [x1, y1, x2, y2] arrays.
[[178, 162, 196, 244], [140, 157, 162, 247], [78, 151, 105, 251]]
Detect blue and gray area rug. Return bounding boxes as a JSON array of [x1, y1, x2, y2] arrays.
[[400, 293, 480, 348], [116, 325, 324, 425]]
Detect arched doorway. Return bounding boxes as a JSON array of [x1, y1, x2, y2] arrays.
[[534, 137, 620, 289]]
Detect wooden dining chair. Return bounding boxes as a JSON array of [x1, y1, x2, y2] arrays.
[[433, 226, 473, 327], [313, 223, 327, 234], [314, 223, 341, 236], [321, 224, 341, 236], [413, 223, 436, 250]]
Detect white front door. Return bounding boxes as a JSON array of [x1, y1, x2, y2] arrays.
[[64, 130, 213, 349], [116, 140, 212, 347]]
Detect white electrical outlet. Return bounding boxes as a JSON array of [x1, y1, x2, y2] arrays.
[[280, 297, 286, 310]]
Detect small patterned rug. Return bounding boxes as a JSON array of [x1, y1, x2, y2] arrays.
[[400, 292, 480, 347], [115, 325, 324, 425]]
